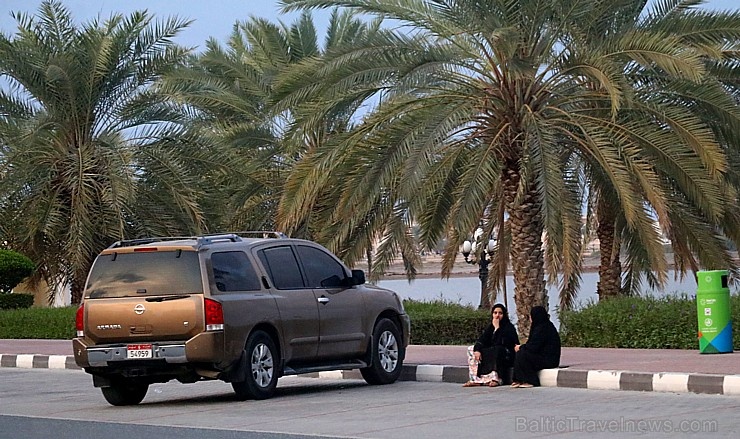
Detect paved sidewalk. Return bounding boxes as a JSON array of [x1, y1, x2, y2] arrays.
[[2, 339, 739, 396]]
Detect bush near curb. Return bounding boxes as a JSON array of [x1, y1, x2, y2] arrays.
[[0, 249, 35, 294], [0, 306, 77, 339], [0, 300, 494, 343], [4, 296, 739, 349], [404, 299, 490, 345], [0, 293, 34, 310], [559, 294, 740, 350]]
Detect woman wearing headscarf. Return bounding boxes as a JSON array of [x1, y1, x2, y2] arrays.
[[511, 305, 561, 388], [463, 303, 519, 387]]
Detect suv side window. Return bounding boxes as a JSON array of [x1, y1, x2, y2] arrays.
[[258, 246, 305, 289], [211, 251, 261, 292], [296, 245, 347, 288]]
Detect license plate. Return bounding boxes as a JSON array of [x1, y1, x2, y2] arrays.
[[126, 344, 153, 359]]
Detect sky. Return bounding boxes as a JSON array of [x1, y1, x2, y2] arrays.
[[0, 1, 334, 50], [1, 0, 738, 51]]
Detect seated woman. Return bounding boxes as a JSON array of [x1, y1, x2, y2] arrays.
[[463, 303, 519, 387], [511, 305, 561, 388]]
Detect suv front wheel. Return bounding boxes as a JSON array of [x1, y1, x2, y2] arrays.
[[232, 330, 279, 400], [360, 318, 404, 385]]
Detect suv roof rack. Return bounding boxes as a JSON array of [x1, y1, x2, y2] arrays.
[[107, 236, 194, 249], [106, 231, 288, 249], [233, 231, 288, 239]]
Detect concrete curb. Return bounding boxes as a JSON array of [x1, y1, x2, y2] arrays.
[[338, 365, 740, 396], [3, 354, 739, 396], [0, 354, 80, 370]]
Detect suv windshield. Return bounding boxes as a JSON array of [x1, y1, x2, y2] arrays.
[[85, 250, 203, 298]]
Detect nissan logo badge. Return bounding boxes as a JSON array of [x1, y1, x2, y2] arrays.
[[134, 304, 146, 315]]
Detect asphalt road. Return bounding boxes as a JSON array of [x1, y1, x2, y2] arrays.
[[0, 415, 321, 439], [2, 368, 739, 439]]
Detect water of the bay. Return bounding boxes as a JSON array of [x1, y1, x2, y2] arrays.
[[376, 270, 737, 328]]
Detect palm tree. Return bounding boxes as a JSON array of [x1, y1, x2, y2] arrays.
[[160, 10, 380, 233], [0, 1, 202, 304], [571, 0, 740, 298], [278, 0, 737, 338]]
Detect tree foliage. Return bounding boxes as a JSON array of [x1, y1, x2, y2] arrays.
[[159, 9, 381, 232], [0, 1, 204, 303], [0, 249, 35, 294], [277, 0, 740, 336]]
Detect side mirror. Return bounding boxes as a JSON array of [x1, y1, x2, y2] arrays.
[[351, 269, 366, 285]]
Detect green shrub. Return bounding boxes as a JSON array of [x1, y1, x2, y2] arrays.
[[0, 293, 34, 310], [560, 294, 740, 350], [404, 299, 490, 345], [6, 296, 739, 348], [0, 249, 35, 294], [0, 306, 77, 339]]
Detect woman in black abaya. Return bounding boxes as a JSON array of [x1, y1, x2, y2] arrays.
[[511, 306, 561, 388], [463, 303, 519, 387]]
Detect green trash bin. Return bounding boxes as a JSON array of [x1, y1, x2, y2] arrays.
[[696, 270, 733, 354]]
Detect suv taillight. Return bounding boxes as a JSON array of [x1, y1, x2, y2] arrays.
[[75, 304, 85, 337], [205, 298, 224, 331]]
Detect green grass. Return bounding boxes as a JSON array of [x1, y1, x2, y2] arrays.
[[560, 294, 740, 350], [0, 306, 77, 339], [3, 296, 737, 350], [404, 299, 490, 344], [0, 300, 488, 344]]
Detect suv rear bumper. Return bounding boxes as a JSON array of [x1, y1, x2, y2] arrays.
[[73, 331, 225, 368], [87, 343, 186, 367]]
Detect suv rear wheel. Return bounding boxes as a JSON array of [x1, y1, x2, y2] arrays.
[[101, 380, 149, 406], [232, 330, 279, 400], [360, 318, 404, 385]]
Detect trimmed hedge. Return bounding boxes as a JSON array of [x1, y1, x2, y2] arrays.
[[0, 293, 34, 310], [0, 249, 35, 294], [404, 299, 490, 345], [2, 300, 491, 343], [0, 306, 77, 339], [5, 296, 739, 350], [559, 294, 740, 350]]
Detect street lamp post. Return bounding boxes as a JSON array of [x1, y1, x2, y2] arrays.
[[461, 227, 497, 310]]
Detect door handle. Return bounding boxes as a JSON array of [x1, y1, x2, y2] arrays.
[[317, 296, 330, 304]]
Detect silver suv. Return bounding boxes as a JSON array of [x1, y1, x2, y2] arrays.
[[73, 232, 410, 405]]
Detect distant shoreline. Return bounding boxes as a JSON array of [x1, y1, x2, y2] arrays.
[[377, 261, 687, 281], [375, 251, 729, 281], [378, 264, 605, 280]]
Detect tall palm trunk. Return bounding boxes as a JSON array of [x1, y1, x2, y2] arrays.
[[71, 278, 84, 305], [596, 198, 622, 299], [504, 168, 547, 340]]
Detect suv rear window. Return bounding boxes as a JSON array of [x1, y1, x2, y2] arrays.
[[85, 250, 203, 298], [212, 251, 261, 292]]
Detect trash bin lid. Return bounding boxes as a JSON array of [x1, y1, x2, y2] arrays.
[[697, 270, 728, 291]]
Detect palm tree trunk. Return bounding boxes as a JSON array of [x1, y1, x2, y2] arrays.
[[70, 277, 84, 305], [505, 170, 547, 340], [596, 199, 622, 299]]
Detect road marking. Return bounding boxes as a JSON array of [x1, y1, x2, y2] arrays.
[[587, 370, 622, 390], [16, 354, 34, 368], [653, 372, 689, 393]]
